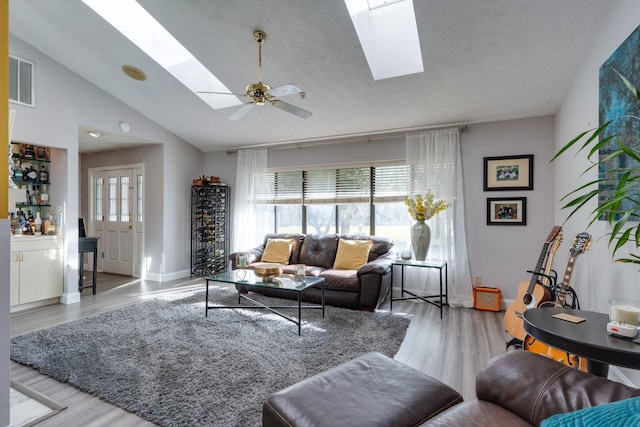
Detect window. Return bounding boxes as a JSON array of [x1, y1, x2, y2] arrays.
[[120, 176, 130, 222], [373, 165, 410, 247], [253, 163, 412, 247], [9, 55, 34, 107], [136, 175, 144, 222], [95, 178, 103, 221], [108, 177, 118, 221]]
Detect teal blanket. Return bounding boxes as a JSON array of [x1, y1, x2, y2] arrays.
[[541, 397, 640, 427]]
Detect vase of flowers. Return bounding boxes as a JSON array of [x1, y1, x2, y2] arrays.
[[405, 191, 451, 261]]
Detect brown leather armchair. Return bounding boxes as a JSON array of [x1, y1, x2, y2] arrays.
[[424, 350, 640, 426]]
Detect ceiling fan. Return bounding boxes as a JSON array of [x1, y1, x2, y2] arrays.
[[198, 30, 312, 120]]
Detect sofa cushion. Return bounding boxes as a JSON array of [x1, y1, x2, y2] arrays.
[[299, 234, 339, 269], [261, 238, 295, 264], [261, 233, 305, 264], [332, 238, 373, 270], [342, 234, 394, 262], [422, 400, 531, 426], [319, 269, 359, 292]]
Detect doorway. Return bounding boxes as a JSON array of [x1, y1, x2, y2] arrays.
[[89, 165, 144, 277]]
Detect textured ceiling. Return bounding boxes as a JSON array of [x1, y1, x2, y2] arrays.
[[9, 0, 608, 153]]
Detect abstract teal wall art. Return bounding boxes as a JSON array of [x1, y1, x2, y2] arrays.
[[599, 24, 640, 219]]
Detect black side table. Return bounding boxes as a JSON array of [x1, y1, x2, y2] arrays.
[[390, 260, 448, 318], [523, 307, 640, 377], [79, 237, 99, 294]]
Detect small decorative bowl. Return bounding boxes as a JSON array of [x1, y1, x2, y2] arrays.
[[400, 251, 412, 260], [253, 262, 283, 282]]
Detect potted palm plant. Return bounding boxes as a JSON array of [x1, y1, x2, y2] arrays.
[[552, 70, 640, 266]]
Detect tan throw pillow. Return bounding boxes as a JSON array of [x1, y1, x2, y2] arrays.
[[261, 238, 294, 264], [332, 239, 373, 270]]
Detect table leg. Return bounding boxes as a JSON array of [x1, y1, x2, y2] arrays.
[[390, 264, 394, 311], [205, 279, 210, 317], [91, 249, 97, 295], [78, 252, 85, 292], [298, 292, 302, 336], [587, 360, 609, 377], [322, 279, 325, 318], [439, 267, 443, 319]]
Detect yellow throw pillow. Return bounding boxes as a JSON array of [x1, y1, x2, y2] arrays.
[[332, 239, 373, 270], [261, 238, 294, 264]]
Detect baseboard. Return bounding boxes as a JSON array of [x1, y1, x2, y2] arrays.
[[10, 297, 62, 312], [144, 269, 191, 283]]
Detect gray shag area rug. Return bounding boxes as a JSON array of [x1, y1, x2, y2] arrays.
[[10, 288, 411, 427]]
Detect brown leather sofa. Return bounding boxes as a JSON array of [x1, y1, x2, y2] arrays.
[[229, 233, 394, 311], [263, 350, 640, 427]]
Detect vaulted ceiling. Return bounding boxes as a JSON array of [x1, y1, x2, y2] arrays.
[[10, 0, 608, 153]]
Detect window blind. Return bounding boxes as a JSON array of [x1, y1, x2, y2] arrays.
[[254, 163, 415, 206], [304, 167, 371, 204], [373, 164, 409, 203], [254, 171, 303, 204]]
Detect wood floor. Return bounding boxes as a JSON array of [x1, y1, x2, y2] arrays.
[[9, 273, 509, 426]]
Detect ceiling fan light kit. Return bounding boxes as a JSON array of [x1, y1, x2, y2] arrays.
[[197, 30, 312, 120]]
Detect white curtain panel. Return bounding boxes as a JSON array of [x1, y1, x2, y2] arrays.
[[406, 129, 473, 307], [232, 149, 268, 252]]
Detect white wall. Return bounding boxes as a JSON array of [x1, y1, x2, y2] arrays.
[[554, 1, 640, 385], [465, 117, 556, 298], [205, 116, 557, 303], [9, 35, 202, 286], [161, 138, 205, 277]]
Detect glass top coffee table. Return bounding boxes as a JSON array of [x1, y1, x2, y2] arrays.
[[205, 270, 325, 335]]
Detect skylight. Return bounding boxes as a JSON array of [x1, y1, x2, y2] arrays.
[[82, 0, 241, 110], [344, 0, 423, 81]]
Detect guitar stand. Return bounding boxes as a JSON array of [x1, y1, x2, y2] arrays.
[[524, 270, 557, 300], [506, 337, 522, 350]]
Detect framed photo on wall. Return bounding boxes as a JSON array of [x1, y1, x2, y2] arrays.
[[487, 197, 527, 225], [483, 154, 533, 191]]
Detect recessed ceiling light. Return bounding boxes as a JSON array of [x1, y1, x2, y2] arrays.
[[82, 0, 241, 110], [88, 131, 101, 138], [119, 121, 131, 133], [122, 65, 147, 81], [344, 0, 423, 80]]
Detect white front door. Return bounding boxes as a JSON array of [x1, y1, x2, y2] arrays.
[[91, 167, 143, 276]]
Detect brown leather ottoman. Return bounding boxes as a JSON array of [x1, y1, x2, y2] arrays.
[[262, 352, 463, 427]]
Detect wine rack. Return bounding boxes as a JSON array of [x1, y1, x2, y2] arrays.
[[191, 184, 230, 276]]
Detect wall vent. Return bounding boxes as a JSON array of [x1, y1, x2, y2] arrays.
[[9, 55, 34, 107]]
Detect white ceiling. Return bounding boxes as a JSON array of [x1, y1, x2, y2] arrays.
[[9, 0, 608, 153]]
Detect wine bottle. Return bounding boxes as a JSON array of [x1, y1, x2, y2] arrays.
[[34, 211, 42, 234], [39, 164, 49, 183], [40, 184, 49, 203]]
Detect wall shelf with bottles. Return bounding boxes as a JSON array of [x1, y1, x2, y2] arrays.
[[10, 141, 57, 236], [11, 141, 51, 186]]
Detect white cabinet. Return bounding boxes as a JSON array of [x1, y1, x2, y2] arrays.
[[10, 236, 64, 306]]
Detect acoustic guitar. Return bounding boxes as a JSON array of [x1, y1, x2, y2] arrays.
[[524, 232, 592, 371], [504, 226, 563, 342]]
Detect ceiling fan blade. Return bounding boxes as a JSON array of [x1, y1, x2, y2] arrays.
[[266, 84, 305, 98], [229, 103, 255, 120], [197, 90, 247, 97], [270, 100, 312, 119]]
